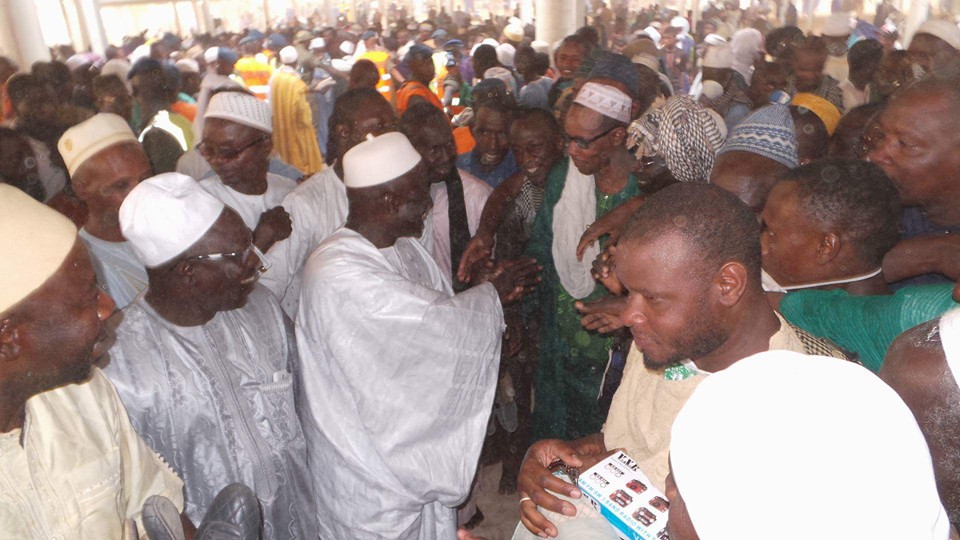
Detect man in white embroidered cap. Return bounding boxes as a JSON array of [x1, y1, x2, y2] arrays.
[[295, 132, 540, 539], [199, 88, 294, 255], [103, 172, 317, 539], [0, 184, 189, 538]]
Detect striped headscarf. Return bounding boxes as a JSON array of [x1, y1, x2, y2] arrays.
[[627, 96, 727, 183]]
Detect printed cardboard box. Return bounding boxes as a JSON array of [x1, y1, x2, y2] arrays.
[[577, 451, 670, 540]]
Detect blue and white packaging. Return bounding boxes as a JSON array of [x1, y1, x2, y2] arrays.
[[577, 451, 670, 540]]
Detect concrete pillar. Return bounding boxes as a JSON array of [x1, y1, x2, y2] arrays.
[[75, 0, 108, 54], [0, 0, 51, 66], [904, 0, 929, 47], [519, 0, 534, 24], [535, 0, 585, 47]]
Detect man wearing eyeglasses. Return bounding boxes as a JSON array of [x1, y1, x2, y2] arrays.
[[198, 89, 294, 256], [102, 172, 317, 539]]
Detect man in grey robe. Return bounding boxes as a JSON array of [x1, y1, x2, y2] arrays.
[[58, 113, 152, 307], [296, 132, 540, 539], [103, 172, 316, 539]]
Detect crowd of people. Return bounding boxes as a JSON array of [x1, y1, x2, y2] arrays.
[[2, 0, 960, 539]]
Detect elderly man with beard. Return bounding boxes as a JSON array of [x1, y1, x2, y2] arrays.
[[514, 183, 848, 540], [103, 172, 316, 539], [58, 113, 154, 308], [0, 184, 189, 538]]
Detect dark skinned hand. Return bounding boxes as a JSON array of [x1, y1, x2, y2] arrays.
[[575, 295, 628, 334], [252, 206, 292, 253], [480, 258, 542, 305], [590, 244, 624, 296], [457, 233, 495, 284]]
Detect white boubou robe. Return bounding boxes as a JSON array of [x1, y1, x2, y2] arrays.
[[295, 228, 504, 540]]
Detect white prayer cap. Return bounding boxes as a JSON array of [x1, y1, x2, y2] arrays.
[[496, 43, 516, 67], [670, 15, 690, 34], [671, 351, 950, 540], [129, 44, 151, 65], [481, 37, 500, 48], [641, 26, 661, 45], [176, 59, 199, 73], [574, 82, 632, 123], [65, 54, 92, 71], [204, 91, 272, 134], [119, 173, 226, 268], [484, 66, 518, 94], [339, 40, 356, 55], [508, 16, 522, 27], [309, 38, 325, 51], [531, 40, 551, 55], [343, 132, 421, 189], [58, 113, 138, 177], [0, 184, 78, 315], [100, 59, 132, 92], [702, 44, 734, 68], [701, 79, 725, 100], [279, 46, 298, 65], [823, 12, 852, 37], [916, 19, 960, 50], [204, 47, 219, 63], [939, 308, 960, 387], [503, 23, 524, 42]]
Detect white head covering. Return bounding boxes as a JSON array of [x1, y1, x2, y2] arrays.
[[702, 45, 734, 68], [670, 16, 690, 36], [915, 19, 960, 50], [496, 43, 516, 67], [339, 40, 356, 55], [642, 26, 661, 45], [309, 37, 326, 50], [531, 40, 551, 55], [204, 47, 220, 63], [119, 173, 226, 268], [58, 113, 139, 176], [671, 351, 950, 540], [573, 82, 632, 123], [343, 132, 422, 189], [279, 45, 298, 65], [483, 66, 518, 95], [481, 37, 500, 48], [701, 79, 725, 99], [100, 58, 132, 92], [0, 184, 78, 315], [730, 28, 764, 83], [65, 54, 92, 72], [176, 59, 199, 73], [939, 308, 960, 387], [823, 12, 853, 37], [503, 23, 524, 42], [204, 91, 272, 134], [703, 33, 727, 47]]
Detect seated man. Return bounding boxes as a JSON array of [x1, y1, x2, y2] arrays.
[[515, 183, 847, 540], [668, 350, 950, 540], [296, 132, 540, 538], [882, 309, 960, 533], [58, 113, 153, 307], [0, 184, 187, 537], [710, 103, 798, 211], [199, 89, 293, 254], [106, 173, 316, 538]]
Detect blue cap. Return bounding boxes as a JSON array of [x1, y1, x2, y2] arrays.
[[266, 33, 287, 49], [127, 57, 163, 79], [238, 29, 265, 46], [218, 47, 239, 64], [360, 30, 377, 40], [718, 104, 798, 168]]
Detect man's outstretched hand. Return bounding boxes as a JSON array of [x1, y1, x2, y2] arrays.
[[481, 258, 542, 304], [253, 206, 292, 253]]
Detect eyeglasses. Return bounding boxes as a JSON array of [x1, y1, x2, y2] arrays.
[[184, 242, 270, 280], [565, 125, 620, 150], [197, 136, 266, 161]]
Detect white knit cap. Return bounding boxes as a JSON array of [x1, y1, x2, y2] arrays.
[[119, 173, 226, 268], [701, 79, 725, 100], [343, 132, 422, 189], [702, 44, 734, 68], [58, 113, 139, 176], [279, 45, 298, 65], [531, 40, 551, 55], [642, 26, 661, 45], [670, 15, 690, 34], [176, 59, 199, 73], [204, 47, 219, 63], [0, 184, 78, 315], [916, 19, 960, 50], [100, 59, 132, 92], [703, 33, 727, 46], [940, 308, 960, 387], [339, 40, 356, 55], [503, 23, 524, 42], [574, 82, 632, 123], [481, 37, 500, 48], [309, 38, 325, 50], [823, 13, 852, 36], [204, 91, 272, 134], [671, 351, 951, 540], [496, 42, 516, 67]]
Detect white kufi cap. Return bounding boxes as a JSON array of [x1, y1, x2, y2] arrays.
[[279, 45, 298, 64], [0, 185, 78, 314], [343, 132, 422, 189], [176, 59, 199, 73], [702, 44, 734, 68], [309, 37, 325, 50], [58, 113, 139, 176], [574, 82, 632, 123], [120, 173, 226, 268], [916, 19, 960, 50], [496, 43, 516, 67], [205, 91, 272, 134]]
